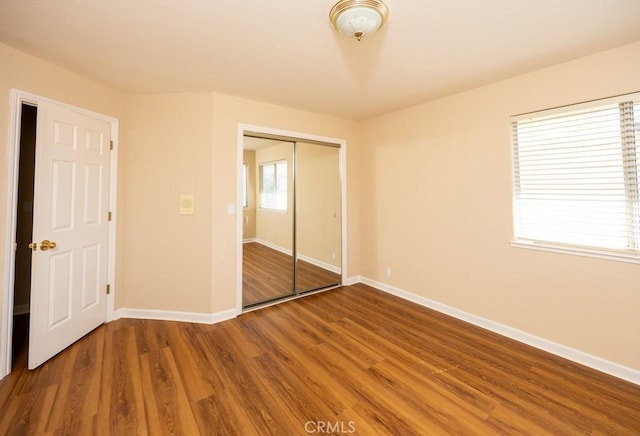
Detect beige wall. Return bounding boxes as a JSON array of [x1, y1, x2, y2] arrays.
[[359, 41, 640, 371], [0, 42, 122, 356], [118, 93, 213, 311], [255, 142, 294, 251], [242, 150, 256, 240]]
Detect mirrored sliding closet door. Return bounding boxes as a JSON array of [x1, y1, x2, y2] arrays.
[[294, 142, 342, 293], [242, 136, 342, 308]]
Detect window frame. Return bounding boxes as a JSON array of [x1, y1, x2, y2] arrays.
[[510, 92, 640, 264], [258, 159, 288, 212], [241, 164, 249, 208]]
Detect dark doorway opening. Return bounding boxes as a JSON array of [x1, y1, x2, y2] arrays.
[[12, 103, 37, 370]]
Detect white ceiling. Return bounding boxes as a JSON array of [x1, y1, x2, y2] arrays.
[[1, 1, 639, 120]]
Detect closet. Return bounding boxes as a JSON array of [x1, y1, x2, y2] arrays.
[[242, 135, 342, 308]]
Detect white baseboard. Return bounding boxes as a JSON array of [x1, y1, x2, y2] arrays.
[[255, 239, 292, 256], [343, 275, 362, 286], [113, 307, 237, 325], [13, 304, 29, 316], [297, 253, 341, 274], [359, 276, 640, 386], [253, 240, 341, 274], [243, 238, 257, 244]]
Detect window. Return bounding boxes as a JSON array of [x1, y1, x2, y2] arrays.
[[259, 160, 287, 211], [242, 164, 248, 208], [511, 93, 640, 261]]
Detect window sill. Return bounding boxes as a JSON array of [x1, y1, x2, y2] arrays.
[[511, 240, 640, 265], [258, 208, 288, 214]]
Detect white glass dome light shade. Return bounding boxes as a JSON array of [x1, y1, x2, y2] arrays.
[[335, 7, 382, 40], [330, 0, 389, 41]]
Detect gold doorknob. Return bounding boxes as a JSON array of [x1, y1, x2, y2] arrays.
[[28, 242, 38, 251], [40, 240, 57, 251]]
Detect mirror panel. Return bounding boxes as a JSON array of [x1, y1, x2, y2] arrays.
[[295, 142, 342, 293], [242, 138, 295, 307]]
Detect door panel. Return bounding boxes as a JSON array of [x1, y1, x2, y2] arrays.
[[84, 164, 103, 224], [81, 244, 101, 310], [49, 251, 72, 327], [51, 160, 75, 230], [28, 101, 111, 369], [242, 139, 296, 307], [295, 142, 342, 293]]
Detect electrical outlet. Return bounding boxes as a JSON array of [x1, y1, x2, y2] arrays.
[[385, 267, 392, 278]]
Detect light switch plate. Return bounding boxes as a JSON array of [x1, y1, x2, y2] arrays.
[[180, 195, 194, 215]]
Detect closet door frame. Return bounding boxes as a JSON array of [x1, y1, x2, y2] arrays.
[[236, 124, 347, 313]]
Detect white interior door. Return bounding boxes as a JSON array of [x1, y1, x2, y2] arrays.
[[28, 101, 112, 369]]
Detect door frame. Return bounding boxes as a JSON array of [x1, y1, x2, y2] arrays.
[[236, 123, 347, 313], [0, 89, 119, 379]]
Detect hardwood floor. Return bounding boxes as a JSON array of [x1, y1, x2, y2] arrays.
[[1, 284, 639, 435], [295, 257, 341, 294], [242, 242, 340, 306]]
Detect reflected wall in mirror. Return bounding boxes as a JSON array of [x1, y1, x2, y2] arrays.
[[242, 135, 342, 308], [295, 142, 341, 293]]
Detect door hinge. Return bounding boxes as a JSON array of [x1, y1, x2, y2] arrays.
[[110, 140, 114, 150], [106, 284, 111, 295], [108, 211, 112, 221]]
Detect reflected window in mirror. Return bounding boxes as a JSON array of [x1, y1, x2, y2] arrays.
[[259, 160, 287, 211]]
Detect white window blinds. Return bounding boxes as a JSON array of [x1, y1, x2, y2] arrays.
[[511, 94, 640, 257]]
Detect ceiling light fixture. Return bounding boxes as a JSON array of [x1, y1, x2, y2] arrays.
[[329, 0, 389, 42]]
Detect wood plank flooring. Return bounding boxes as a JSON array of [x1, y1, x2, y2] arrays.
[[242, 242, 340, 306], [1, 284, 639, 435]]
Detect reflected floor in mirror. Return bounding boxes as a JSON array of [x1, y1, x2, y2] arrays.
[[243, 242, 340, 307]]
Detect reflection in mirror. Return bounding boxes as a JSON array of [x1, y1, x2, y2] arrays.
[[242, 137, 295, 307], [295, 142, 342, 293], [242, 135, 342, 309]]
